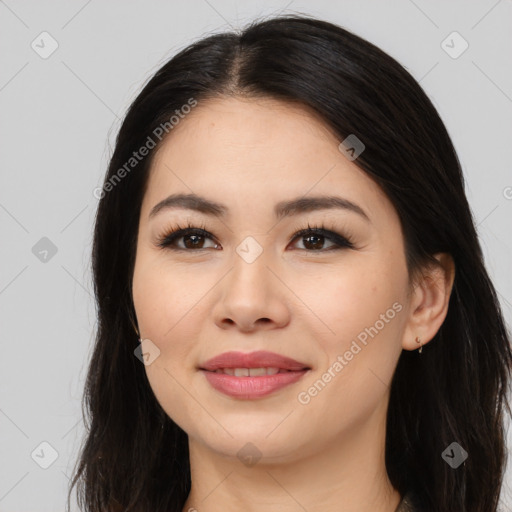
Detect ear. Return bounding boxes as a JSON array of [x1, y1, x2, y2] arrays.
[[401, 253, 456, 351]]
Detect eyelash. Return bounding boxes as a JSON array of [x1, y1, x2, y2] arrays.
[[155, 220, 355, 253]]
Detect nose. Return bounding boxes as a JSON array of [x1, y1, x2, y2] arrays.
[[212, 251, 291, 333]]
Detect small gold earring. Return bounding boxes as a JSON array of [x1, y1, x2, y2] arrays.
[[415, 336, 423, 354]]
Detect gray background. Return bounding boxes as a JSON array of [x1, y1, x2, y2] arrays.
[[1, 0, 511, 510]]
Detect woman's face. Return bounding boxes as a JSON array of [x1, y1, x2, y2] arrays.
[[132, 96, 414, 461]]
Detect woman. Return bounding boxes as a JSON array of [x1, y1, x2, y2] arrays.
[[67, 14, 512, 512]]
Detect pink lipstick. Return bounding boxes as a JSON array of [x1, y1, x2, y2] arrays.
[[199, 350, 310, 399]]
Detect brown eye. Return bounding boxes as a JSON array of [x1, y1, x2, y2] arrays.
[[289, 227, 354, 252], [157, 228, 219, 250], [292, 232, 334, 250]]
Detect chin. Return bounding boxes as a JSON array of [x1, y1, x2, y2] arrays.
[[188, 422, 308, 464]]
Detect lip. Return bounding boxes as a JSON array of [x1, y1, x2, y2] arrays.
[[201, 369, 310, 399], [199, 350, 311, 400], [199, 350, 309, 371]]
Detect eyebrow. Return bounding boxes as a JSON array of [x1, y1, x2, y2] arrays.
[[149, 193, 371, 223]]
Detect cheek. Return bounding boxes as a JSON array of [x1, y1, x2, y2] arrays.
[[133, 255, 200, 335], [298, 260, 404, 346], [132, 255, 231, 387], [132, 257, 208, 430], [294, 260, 406, 398], [132, 258, 191, 373], [293, 273, 405, 439]]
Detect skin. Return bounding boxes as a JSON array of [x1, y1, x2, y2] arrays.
[[132, 96, 455, 512]]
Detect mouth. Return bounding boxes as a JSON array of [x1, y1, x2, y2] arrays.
[[198, 351, 311, 399]]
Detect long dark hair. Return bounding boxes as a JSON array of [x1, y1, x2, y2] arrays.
[[67, 14, 512, 512]]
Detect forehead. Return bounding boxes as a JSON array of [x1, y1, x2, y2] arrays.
[[154, 96, 342, 157], [141, 96, 396, 226]]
